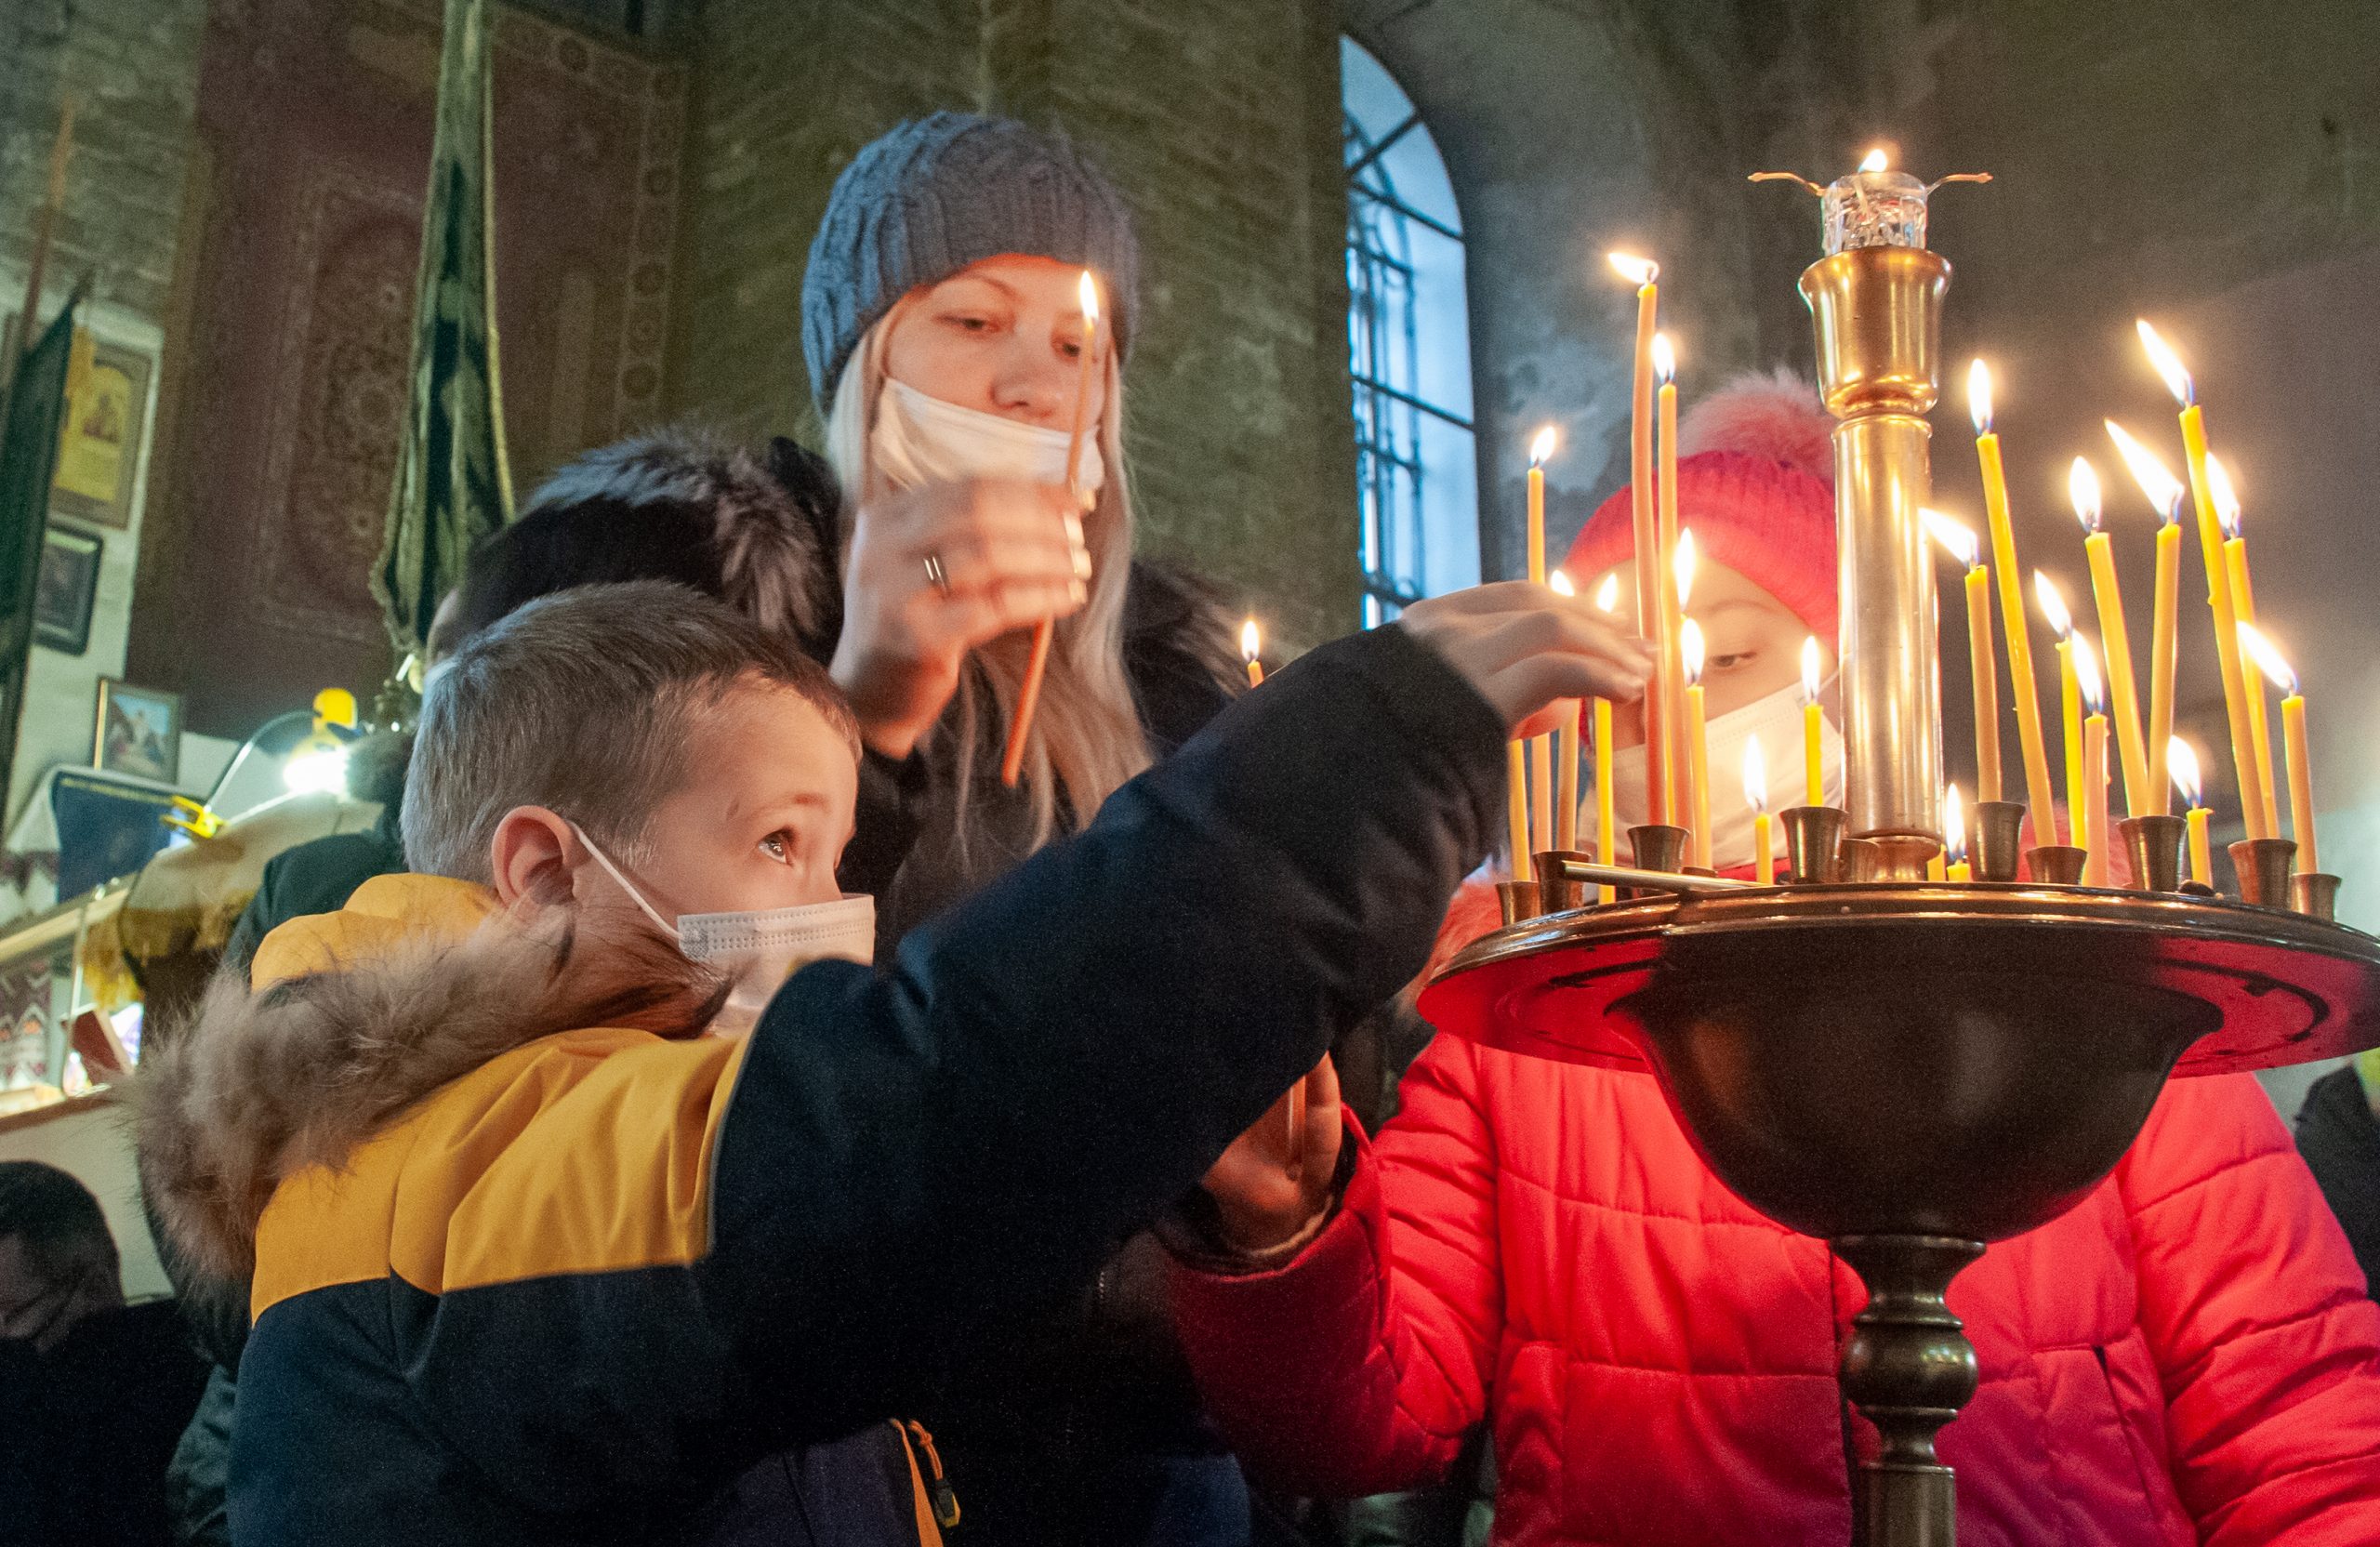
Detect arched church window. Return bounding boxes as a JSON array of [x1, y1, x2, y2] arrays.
[[1342, 37, 1478, 627]]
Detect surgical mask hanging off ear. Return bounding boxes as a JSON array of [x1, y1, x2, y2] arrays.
[[573, 826, 876, 1034], [871, 377, 1104, 496]]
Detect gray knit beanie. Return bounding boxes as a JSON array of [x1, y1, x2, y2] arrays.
[[801, 112, 1141, 411]]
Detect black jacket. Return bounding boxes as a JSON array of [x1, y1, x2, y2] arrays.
[[0, 1299, 210, 1547], [2296, 1065, 2380, 1294], [150, 623, 1501, 1544]]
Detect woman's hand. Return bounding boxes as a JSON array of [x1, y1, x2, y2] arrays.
[[1399, 581, 1655, 739], [831, 478, 1092, 757], [1200, 1056, 1343, 1257]]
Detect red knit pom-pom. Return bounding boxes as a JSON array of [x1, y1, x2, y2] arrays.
[[1678, 365, 1833, 486]]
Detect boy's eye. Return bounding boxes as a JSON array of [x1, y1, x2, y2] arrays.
[[944, 311, 995, 333], [1060, 337, 1083, 360], [1708, 650, 1756, 672], [759, 831, 796, 865]]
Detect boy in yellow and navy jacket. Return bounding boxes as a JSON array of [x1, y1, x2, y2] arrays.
[[134, 578, 1643, 1544]]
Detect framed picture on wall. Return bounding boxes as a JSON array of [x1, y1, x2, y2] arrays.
[[92, 678, 180, 785], [33, 526, 101, 655], [48, 334, 151, 530], [0, 318, 153, 532]]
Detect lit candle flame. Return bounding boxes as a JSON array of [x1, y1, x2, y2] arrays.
[[2104, 420, 2186, 524], [1742, 734, 1768, 815], [1548, 569, 1576, 599], [2135, 319, 2195, 409], [2069, 456, 2104, 535], [1593, 572, 1620, 613], [1239, 618, 1261, 664], [1530, 425, 1557, 467], [1920, 508, 1980, 570], [1945, 783, 1967, 865], [1673, 526, 1697, 609], [2237, 621, 2299, 697], [1606, 252, 1659, 287], [1801, 635, 1822, 705], [2033, 569, 2073, 640], [2168, 736, 2205, 811], [2072, 630, 2106, 716], [1078, 269, 1100, 325], [1966, 358, 1994, 436], [2205, 452, 2241, 540], [1651, 332, 1676, 386], [1681, 617, 1705, 685], [1860, 147, 1889, 173]]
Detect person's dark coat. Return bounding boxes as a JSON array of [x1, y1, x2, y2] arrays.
[[131, 624, 1505, 1547], [2298, 1064, 2380, 1293], [0, 1298, 209, 1547]]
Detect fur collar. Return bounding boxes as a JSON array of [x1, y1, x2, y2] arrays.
[[133, 878, 721, 1292]]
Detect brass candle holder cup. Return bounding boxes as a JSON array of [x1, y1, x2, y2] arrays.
[[1842, 838, 1886, 881], [1972, 801, 2027, 883], [1533, 851, 1593, 915], [2292, 871, 2343, 922], [2116, 814, 2188, 894], [1779, 805, 1846, 884], [1628, 824, 1692, 876], [1496, 879, 1541, 926], [2228, 838, 2298, 907], [2024, 845, 2087, 885]]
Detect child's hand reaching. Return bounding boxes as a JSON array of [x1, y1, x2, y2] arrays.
[[1200, 1055, 1342, 1257]]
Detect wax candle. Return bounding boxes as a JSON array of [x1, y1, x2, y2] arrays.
[[2240, 624, 2319, 874], [2069, 458, 2149, 821], [2075, 635, 2110, 885], [2207, 455, 2281, 841], [1004, 269, 1102, 787], [2036, 571, 2080, 840], [1927, 850, 1947, 882], [1240, 619, 1263, 689], [1594, 574, 1620, 903], [1611, 255, 1666, 826], [1969, 361, 2059, 827], [1550, 570, 1583, 852], [1507, 741, 1533, 883], [2179, 733, 2208, 880], [1924, 509, 2001, 804], [1801, 636, 1825, 807], [1527, 429, 1556, 856], [2170, 737, 2214, 886], [2107, 421, 2187, 817], [1745, 734, 1773, 885], [1683, 618, 1711, 870], [1945, 783, 1972, 882], [1654, 333, 1685, 828], [2136, 321, 2268, 838]]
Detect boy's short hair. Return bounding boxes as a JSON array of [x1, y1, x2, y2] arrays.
[[403, 581, 860, 883], [0, 1160, 117, 1287]]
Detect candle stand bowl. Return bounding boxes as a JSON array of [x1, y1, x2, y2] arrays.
[[1421, 883, 2380, 1546]]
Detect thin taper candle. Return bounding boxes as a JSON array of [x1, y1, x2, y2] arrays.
[[1925, 510, 2000, 803], [2075, 635, 2109, 884], [1613, 256, 1667, 826], [1551, 569, 1581, 852], [2208, 456, 2281, 842], [1527, 430, 1556, 854], [1745, 736, 1772, 886], [1970, 362, 2058, 828], [2109, 421, 2188, 816], [1003, 270, 1101, 786], [2070, 458, 2149, 818], [1800, 636, 1824, 807], [2240, 624, 2320, 876], [1506, 741, 1533, 882], [2170, 737, 2214, 886], [2138, 321, 2268, 838], [1684, 619, 1711, 870], [1593, 573, 1620, 903], [1655, 335, 1685, 830]]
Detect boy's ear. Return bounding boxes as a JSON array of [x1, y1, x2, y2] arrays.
[[488, 806, 580, 910]]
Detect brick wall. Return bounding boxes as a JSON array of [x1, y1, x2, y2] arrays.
[[0, 0, 203, 323], [668, 0, 1358, 649]]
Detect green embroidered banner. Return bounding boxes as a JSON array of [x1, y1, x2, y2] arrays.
[[374, 0, 515, 657]]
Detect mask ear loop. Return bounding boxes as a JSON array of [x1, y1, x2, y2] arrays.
[[568, 824, 681, 941]]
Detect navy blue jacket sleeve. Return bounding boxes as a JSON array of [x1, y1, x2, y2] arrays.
[[701, 621, 1504, 1438]]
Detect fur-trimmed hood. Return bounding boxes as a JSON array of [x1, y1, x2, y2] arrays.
[[133, 875, 720, 1295]]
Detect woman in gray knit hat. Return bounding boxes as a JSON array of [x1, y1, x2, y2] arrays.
[[799, 113, 1276, 1547]]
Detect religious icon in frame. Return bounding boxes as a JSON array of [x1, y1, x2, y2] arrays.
[[48, 333, 152, 530], [92, 677, 181, 785], [34, 525, 101, 655]]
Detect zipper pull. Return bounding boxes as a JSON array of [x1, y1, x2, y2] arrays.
[[902, 1420, 962, 1531]]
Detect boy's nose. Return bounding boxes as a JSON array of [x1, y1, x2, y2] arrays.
[[988, 339, 1069, 425]]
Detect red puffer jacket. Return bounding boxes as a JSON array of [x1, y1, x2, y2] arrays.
[[1173, 999, 2380, 1544]]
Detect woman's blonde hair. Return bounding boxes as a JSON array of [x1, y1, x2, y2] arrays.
[[825, 307, 1150, 852]]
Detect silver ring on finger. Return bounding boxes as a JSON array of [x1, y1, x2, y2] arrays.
[[922, 552, 951, 597]]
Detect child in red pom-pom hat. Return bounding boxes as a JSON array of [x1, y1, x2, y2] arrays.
[[1174, 371, 2380, 1547]]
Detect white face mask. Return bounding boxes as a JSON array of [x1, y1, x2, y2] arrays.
[[1596, 679, 1846, 872], [574, 826, 876, 1034], [870, 377, 1104, 496]]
